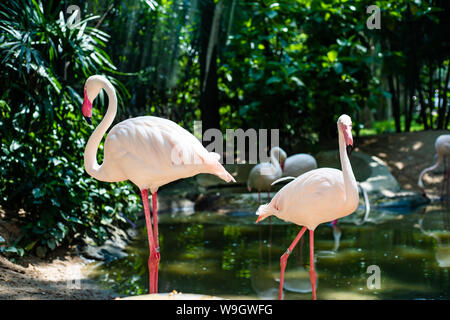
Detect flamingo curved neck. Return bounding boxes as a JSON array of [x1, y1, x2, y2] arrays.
[[269, 148, 282, 173], [84, 80, 117, 181], [338, 128, 358, 210], [418, 156, 442, 189]]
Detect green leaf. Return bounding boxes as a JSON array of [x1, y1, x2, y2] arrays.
[[265, 11, 278, 19], [382, 91, 392, 99], [266, 76, 282, 85], [47, 239, 56, 250], [290, 76, 305, 87], [327, 50, 338, 62], [25, 240, 38, 251]]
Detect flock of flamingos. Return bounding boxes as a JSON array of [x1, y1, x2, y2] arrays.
[[81, 75, 450, 300]]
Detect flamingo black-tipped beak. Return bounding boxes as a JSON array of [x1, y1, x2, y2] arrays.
[[84, 115, 92, 125], [418, 186, 427, 198], [346, 144, 353, 157]]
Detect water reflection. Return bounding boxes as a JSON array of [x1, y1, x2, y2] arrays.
[[89, 204, 450, 299], [416, 205, 450, 268]]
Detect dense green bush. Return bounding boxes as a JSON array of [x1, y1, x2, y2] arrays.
[[0, 1, 138, 256]]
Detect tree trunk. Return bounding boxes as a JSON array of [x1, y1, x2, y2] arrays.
[[418, 79, 429, 129], [439, 64, 450, 129], [388, 74, 401, 133], [404, 80, 410, 132], [437, 65, 445, 129], [198, 0, 221, 136], [428, 63, 434, 129], [443, 65, 450, 128]]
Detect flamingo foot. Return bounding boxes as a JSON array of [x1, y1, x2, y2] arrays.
[[141, 189, 160, 294], [278, 251, 289, 300], [278, 226, 308, 300], [148, 249, 160, 294], [309, 230, 317, 300]]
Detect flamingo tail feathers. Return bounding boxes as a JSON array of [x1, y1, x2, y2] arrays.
[[215, 165, 236, 183]]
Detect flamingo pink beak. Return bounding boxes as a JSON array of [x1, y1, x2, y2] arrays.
[[82, 89, 92, 125], [341, 123, 354, 156], [280, 161, 285, 172]]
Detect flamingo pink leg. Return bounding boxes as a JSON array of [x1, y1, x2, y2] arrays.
[[309, 230, 317, 300], [141, 189, 160, 294], [151, 192, 160, 292], [441, 157, 447, 202], [258, 191, 261, 207], [267, 189, 273, 266], [445, 157, 449, 202], [279, 226, 308, 300]]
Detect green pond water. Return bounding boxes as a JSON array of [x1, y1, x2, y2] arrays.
[[89, 201, 450, 300]]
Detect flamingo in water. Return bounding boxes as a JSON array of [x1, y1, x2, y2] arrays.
[[283, 153, 317, 178], [256, 114, 359, 300], [247, 146, 287, 205], [82, 75, 235, 294], [418, 134, 450, 201]]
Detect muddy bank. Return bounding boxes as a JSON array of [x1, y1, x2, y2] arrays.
[[0, 247, 116, 300]]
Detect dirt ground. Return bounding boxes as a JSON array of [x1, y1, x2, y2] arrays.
[[0, 207, 116, 300], [0, 129, 448, 300], [355, 129, 449, 197], [0, 249, 115, 300]]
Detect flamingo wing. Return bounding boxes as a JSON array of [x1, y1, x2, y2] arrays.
[[274, 168, 347, 228], [104, 116, 233, 190]]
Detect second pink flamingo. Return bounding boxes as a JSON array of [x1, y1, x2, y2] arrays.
[[256, 114, 359, 300]]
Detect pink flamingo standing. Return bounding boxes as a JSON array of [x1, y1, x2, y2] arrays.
[[418, 134, 450, 201], [256, 114, 359, 300], [82, 75, 235, 294]]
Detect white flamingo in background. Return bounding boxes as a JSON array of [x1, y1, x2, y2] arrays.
[[283, 153, 317, 178], [247, 146, 287, 205], [418, 134, 450, 200], [256, 114, 359, 300], [82, 75, 235, 294]]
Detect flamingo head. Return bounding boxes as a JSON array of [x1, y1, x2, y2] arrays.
[[82, 76, 104, 125], [337, 114, 353, 157], [417, 179, 427, 197], [280, 160, 285, 172]]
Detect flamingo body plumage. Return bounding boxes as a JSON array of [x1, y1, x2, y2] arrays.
[[282, 153, 318, 178], [102, 116, 233, 191], [258, 167, 358, 230]]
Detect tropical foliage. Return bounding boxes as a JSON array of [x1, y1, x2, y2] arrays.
[[0, 0, 449, 255], [0, 0, 138, 256]]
